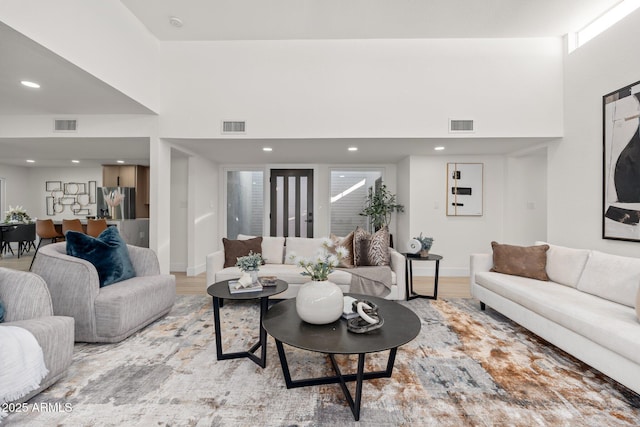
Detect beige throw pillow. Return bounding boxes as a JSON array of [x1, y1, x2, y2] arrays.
[[636, 286, 640, 322], [353, 226, 390, 267], [329, 231, 354, 268], [490, 241, 550, 281]]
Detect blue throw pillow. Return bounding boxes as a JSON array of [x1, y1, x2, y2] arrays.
[[66, 227, 136, 287], [0, 298, 5, 323]]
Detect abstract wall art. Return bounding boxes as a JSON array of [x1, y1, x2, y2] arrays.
[[45, 180, 96, 216], [603, 80, 640, 242], [446, 163, 483, 216]]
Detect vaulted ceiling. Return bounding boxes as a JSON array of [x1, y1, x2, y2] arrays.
[[0, 1, 621, 165]]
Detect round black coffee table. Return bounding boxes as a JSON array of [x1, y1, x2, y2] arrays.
[[207, 279, 288, 368], [263, 293, 421, 420]]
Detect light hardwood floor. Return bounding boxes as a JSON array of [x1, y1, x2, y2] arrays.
[[1, 251, 472, 299]]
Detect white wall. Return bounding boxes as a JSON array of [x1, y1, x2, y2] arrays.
[[504, 149, 547, 245], [0, 165, 32, 218], [187, 156, 219, 276], [405, 155, 506, 276], [396, 156, 412, 252], [549, 9, 640, 255], [1, 0, 160, 112], [150, 137, 172, 274], [160, 38, 563, 139], [170, 156, 188, 272]]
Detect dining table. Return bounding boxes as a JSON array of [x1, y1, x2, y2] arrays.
[[0, 222, 36, 258]]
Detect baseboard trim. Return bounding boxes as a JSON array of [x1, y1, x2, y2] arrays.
[[186, 262, 206, 277]]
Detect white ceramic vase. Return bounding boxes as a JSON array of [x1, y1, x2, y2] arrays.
[[296, 280, 344, 324]]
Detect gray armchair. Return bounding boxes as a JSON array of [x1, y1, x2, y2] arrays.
[[0, 267, 74, 402], [31, 242, 176, 343]]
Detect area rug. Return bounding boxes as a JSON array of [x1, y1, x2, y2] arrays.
[[3, 296, 640, 426]]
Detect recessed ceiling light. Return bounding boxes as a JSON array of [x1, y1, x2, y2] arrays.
[[434, 146, 445, 151], [169, 16, 183, 28], [26, 159, 35, 163], [116, 160, 125, 164], [72, 160, 80, 164], [348, 147, 358, 152], [263, 147, 273, 152], [21, 80, 40, 89]]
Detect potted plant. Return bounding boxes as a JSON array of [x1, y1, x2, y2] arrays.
[[235, 251, 264, 285], [359, 184, 405, 231], [414, 233, 434, 257]]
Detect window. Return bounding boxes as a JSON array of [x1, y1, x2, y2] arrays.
[[226, 170, 264, 239], [330, 169, 382, 236]]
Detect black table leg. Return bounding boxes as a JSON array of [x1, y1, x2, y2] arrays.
[[273, 339, 399, 421], [407, 258, 440, 300], [211, 295, 268, 368]]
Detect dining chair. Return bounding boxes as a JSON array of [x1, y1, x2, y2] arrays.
[[86, 219, 108, 238], [29, 219, 64, 270], [62, 218, 84, 236]]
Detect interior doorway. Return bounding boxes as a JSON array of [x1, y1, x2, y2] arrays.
[[270, 169, 313, 237]]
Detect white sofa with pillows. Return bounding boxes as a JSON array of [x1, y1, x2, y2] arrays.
[[206, 232, 406, 300], [470, 241, 640, 395]]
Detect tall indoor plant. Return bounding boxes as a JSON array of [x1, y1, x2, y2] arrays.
[[359, 184, 405, 231]]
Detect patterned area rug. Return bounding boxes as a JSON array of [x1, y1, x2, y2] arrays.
[[4, 296, 640, 426]]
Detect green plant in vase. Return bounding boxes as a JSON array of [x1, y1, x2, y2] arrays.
[[414, 233, 434, 257], [359, 184, 404, 231]]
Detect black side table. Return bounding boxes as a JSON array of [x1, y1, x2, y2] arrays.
[[403, 253, 443, 300], [206, 279, 288, 368]]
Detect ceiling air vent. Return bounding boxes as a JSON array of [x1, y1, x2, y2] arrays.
[[221, 120, 246, 134], [449, 119, 474, 133], [54, 119, 78, 132]]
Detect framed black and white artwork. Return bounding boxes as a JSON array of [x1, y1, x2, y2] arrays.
[[446, 163, 483, 216], [603, 80, 640, 242]]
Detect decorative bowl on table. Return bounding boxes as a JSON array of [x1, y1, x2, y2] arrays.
[[258, 276, 278, 286]]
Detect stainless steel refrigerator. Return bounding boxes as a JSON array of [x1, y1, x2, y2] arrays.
[[96, 187, 136, 219]]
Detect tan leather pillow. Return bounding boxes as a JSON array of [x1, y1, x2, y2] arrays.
[[490, 241, 550, 281], [330, 231, 354, 268], [222, 237, 263, 268]]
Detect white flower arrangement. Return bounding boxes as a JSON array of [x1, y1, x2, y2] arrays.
[[289, 238, 348, 282], [4, 205, 31, 223], [236, 251, 264, 272]]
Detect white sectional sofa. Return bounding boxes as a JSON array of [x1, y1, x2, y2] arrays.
[[206, 235, 406, 300], [470, 242, 640, 395]]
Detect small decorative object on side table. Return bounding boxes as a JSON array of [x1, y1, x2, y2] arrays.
[[413, 233, 434, 257], [236, 251, 263, 285], [258, 276, 278, 287]]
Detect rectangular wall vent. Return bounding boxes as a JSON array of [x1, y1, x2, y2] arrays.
[[221, 121, 246, 134], [449, 119, 474, 133], [54, 119, 78, 132]]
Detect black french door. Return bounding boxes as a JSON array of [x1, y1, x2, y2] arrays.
[[270, 169, 313, 237]]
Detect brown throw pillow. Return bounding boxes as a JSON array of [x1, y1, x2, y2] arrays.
[[353, 226, 390, 266], [490, 241, 550, 281], [330, 231, 354, 268], [222, 237, 263, 268]]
